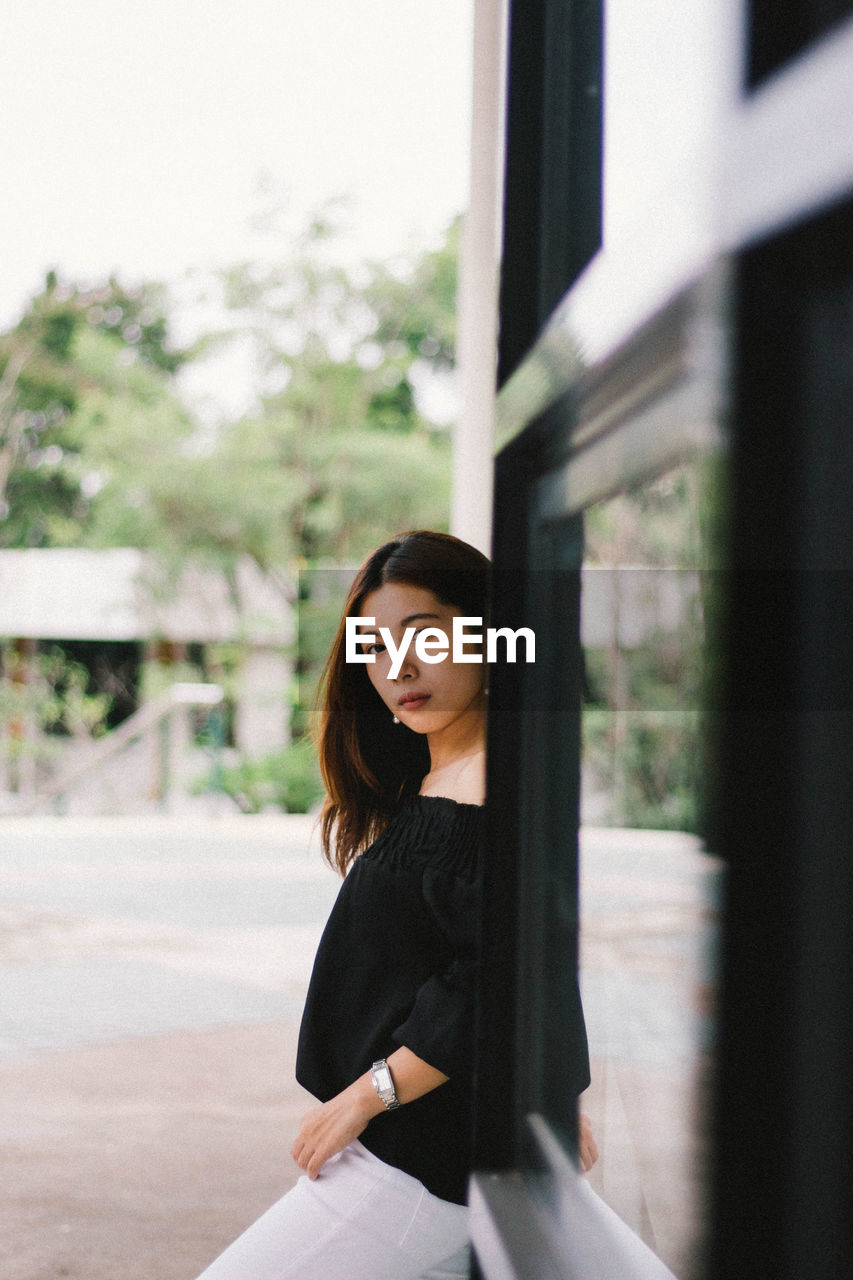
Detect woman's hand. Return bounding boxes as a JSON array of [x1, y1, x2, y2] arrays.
[[579, 1112, 599, 1173], [291, 1077, 382, 1180], [291, 1049, 449, 1180]]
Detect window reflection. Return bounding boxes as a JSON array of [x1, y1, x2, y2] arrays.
[[578, 462, 723, 1280], [581, 466, 709, 833]]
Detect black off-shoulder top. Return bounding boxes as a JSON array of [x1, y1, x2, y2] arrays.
[[295, 793, 484, 1205]]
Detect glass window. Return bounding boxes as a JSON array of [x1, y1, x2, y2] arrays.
[[577, 461, 724, 1278]]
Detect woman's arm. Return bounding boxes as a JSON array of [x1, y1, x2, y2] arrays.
[[291, 1047, 448, 1180]]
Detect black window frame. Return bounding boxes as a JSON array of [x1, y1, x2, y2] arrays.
[[471, 3, 853, 1278]]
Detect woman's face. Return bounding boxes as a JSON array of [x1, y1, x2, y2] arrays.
[[358, 582, 485, 737]]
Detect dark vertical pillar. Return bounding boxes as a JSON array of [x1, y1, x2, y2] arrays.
[[711, 197, 853, 1280], [498, 0, 602, 385]]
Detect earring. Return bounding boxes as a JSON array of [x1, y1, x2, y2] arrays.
[[392, 714, 400, 724]]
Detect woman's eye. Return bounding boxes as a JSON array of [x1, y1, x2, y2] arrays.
[[414, 627, 447, 643], [366, 642, 386, 656]]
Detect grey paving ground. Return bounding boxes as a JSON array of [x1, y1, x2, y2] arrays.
[[0, 815, 720, 1280], [0, 815, 336, 1058], [580, 827, 722, 1278]]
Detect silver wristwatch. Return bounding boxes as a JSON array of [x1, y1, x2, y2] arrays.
[[370, 1058, 400, 1110]]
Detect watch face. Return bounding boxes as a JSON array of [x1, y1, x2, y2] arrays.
[[375, 1066, 392, 1092]]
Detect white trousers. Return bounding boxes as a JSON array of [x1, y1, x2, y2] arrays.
[[194, 1141, 470, 1280]]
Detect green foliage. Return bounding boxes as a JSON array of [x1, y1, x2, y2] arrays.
[[167, 382, 451, 576], [289, 565, 358, 739], [0, 643, 113, 772], [584, 467, 710, 569], [581, 463, 720, 833], [171, 212, 457, 731], [2, 214, 457, 562], [583, 706, 702, 831], [0, 273, 191, 548], [212, 736, 324, 814], [364, 218, 459, 371]]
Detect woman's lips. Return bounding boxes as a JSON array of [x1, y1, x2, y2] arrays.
[[397, 693, 430, 711]]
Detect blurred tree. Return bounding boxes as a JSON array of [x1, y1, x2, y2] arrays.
[[187, 212, 457, 733], [1, 216, 457, 564], [1, 214, 459, 757], [165, 210, 456, 580], [0, 272, 191, 548]]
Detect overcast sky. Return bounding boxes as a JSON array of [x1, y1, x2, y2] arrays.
[[0, 0, 473, 331]]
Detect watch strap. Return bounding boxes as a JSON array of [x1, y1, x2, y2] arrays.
[[370, 1058, 400, 1111]]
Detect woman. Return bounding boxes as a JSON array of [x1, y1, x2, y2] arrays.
[[195, 530, 594, 1280]]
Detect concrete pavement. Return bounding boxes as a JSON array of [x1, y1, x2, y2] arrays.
[[0, 815, 335, 1280], [579, 826, 722, 1279]]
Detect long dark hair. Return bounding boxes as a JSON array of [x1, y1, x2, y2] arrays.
[[315, 530, 490, 874]]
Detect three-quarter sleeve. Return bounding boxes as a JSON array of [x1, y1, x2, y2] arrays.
[[391, 864, 479, 1076]]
